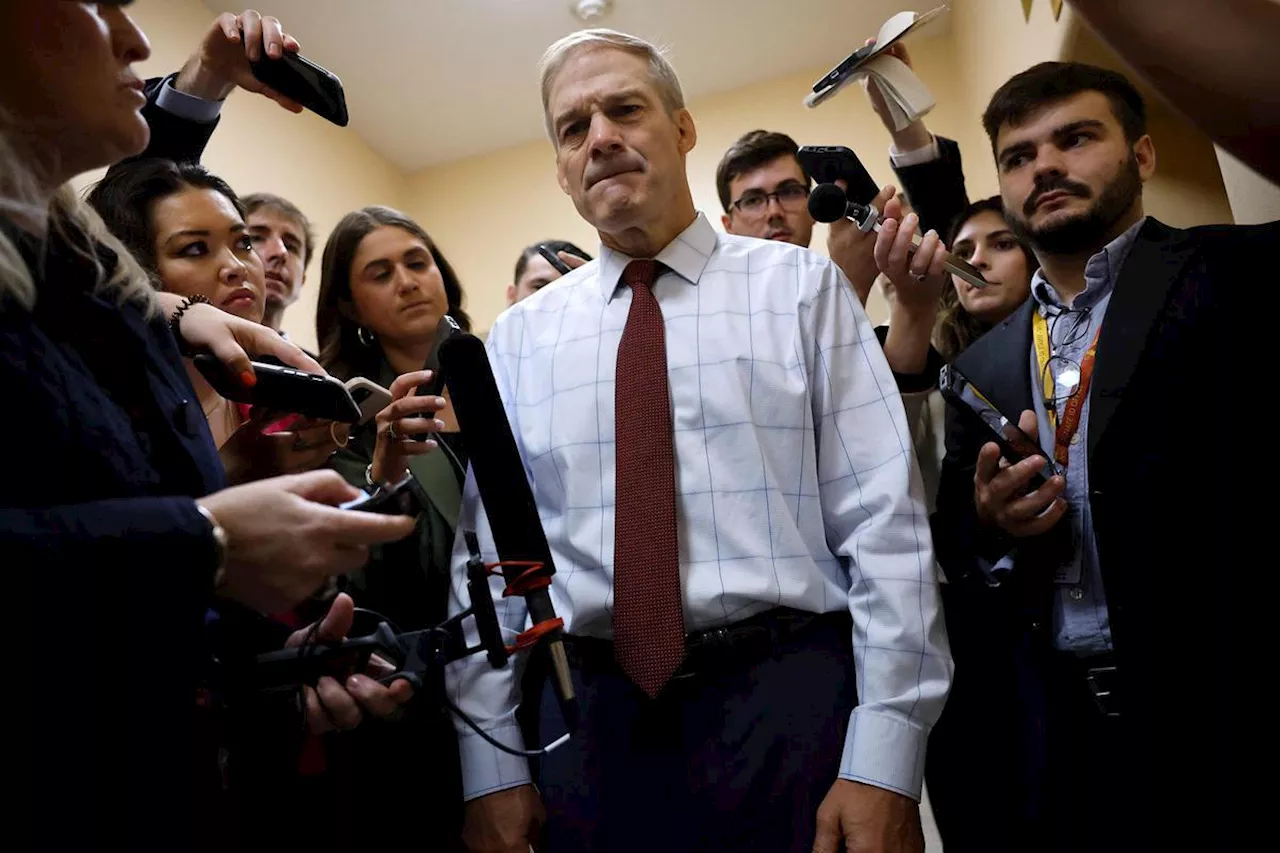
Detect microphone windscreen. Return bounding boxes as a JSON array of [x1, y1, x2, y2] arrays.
[[807, 182, 849, 224], [437, 332, 556, 573]]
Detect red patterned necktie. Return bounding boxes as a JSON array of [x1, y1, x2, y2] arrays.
[[612, 259, 685, 696]]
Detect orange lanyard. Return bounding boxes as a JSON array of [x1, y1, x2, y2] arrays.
[[1032, 311, 1100, 468]]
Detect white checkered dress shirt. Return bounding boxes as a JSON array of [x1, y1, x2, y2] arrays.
[[447, 213, 952, 802]]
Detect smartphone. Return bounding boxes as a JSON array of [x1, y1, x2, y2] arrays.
[[536, 243, 574, 276], [344, 377, 393, 426], [249, 52, 349, 127], [192, 353, 363, 423], [338, 472, 415, 514], [419, 314, 464, 401], [796, 145, 880, 206], [938, 364, 1061, 489]]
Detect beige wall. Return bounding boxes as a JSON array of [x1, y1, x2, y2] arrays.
[[73, 0, 405, 352], [77, 0, 1245, 348], [404, 34, 992, 333]]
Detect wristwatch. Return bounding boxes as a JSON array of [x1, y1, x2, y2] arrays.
[[195, 502, 228, 588]]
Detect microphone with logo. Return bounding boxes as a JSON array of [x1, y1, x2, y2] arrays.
[[430, 316, 579, 733], [807, 182, 989, 289]]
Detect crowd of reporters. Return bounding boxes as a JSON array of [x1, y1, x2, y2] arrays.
[[3, 2, 1274, 851]]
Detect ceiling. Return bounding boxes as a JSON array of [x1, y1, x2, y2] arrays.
[[207, 0, 946, 171]]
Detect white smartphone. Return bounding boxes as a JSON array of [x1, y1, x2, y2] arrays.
[[343, 377, 393, 426]]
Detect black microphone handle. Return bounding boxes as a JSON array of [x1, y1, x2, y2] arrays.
[[436, 332, 578, 731]]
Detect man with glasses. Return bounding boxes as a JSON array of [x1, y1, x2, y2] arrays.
[[716, 130, 889, 304], [929, 61, 1275, 851]]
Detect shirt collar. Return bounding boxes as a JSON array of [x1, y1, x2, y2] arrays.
[[596, 212, 718, 303], [1031, 216, 1146, 312]]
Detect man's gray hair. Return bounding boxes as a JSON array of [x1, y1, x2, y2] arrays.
[[538, 28, 685, 140]]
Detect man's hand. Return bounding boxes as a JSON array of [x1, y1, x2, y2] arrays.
[[860, 38, 932, 153], [284, 592, 415, 734], [872, 194, 947, 316], [462, 785, 545, 853], [974, 409, 1068, 537], [813, 779, 924, 853], [829, 183, 896, 306], [174, 10, 303, 110]]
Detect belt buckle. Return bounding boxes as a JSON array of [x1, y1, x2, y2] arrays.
[[1085, 663, 1120, 718], [671, 627, 731, 681]]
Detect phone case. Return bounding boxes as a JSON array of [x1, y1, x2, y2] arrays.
[[249, 52, 349, 126], [192, 354, 363, 423], [796, 146, 881, 206]]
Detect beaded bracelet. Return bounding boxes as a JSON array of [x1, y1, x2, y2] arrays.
[[168, 294, 213, 356]]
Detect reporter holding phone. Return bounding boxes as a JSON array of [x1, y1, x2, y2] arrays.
[[88, 159, 344, 481], [0, 3, 416, 846], [509, 239, 592, 305], [313, 205, 472, 847]]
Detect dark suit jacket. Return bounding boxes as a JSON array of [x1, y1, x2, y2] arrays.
[[114, 75, 219, 170], [1, 226, 226, 846], [892, 135, 969, 236], [934, 216, 1273, 839]]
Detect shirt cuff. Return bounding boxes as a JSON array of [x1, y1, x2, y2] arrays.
[[156, 76, 224, 124], [889, 135, 941, 169], [839, 708, 929, 800], [458, 721, 533, 802]]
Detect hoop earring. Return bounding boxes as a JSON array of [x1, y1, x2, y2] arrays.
[[357, 326, 376, 347]]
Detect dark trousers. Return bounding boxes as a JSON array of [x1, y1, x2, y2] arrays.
[[537, 613, 856, 853], [1035, 653, 1137, 853]]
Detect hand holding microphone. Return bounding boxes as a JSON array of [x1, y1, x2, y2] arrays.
[[808, 183, 987, 289]]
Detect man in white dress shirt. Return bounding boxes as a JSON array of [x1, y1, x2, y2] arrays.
[[448, 29, 950, 853]]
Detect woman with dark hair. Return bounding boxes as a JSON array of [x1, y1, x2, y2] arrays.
[[312, 205, 467, 847], [88, 158, 343, 479], [934, 195, 1039, 362]]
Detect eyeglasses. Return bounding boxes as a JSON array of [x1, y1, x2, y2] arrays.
[[1040, 308, 1092, 414], [730, 184, 810, 218]]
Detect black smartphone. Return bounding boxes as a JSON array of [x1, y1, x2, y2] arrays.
[[938, 364, 1061, 489], [338, 473, 415, 514], [192, 353, 363, 423], [536, 243, 574, 276], [249, 52, 349, 127], [797, 145, 881, 206], [418, 314, 464, 402], [811, 43, 877, 93]]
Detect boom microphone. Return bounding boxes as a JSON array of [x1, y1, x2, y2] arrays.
[[434, 319, 578, 732], [807, 182, 988, 289]]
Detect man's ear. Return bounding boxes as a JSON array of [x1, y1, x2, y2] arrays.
[[721, 212, 735, 234], [556, 157, 571, 196], [1133, 134, 1157, 183], [674, 108, 697, 156], [506, 284, 518, 306]]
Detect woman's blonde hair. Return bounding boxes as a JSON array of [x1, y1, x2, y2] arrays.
[[0, 124, 155, 315]]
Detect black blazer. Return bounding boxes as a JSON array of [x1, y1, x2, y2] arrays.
[[934, 216, 1275, 834], [0, 230, 226, 846], [113, 74, 219, 170], [892, 135, 969, 236]]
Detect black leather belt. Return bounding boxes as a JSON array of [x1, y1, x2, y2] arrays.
[[564, 607, 849, 681]]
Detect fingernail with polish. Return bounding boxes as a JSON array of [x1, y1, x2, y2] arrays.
[[240, 370, 258, 388]]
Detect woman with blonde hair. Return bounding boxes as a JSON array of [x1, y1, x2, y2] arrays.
[[0, 3, 414, 845]]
